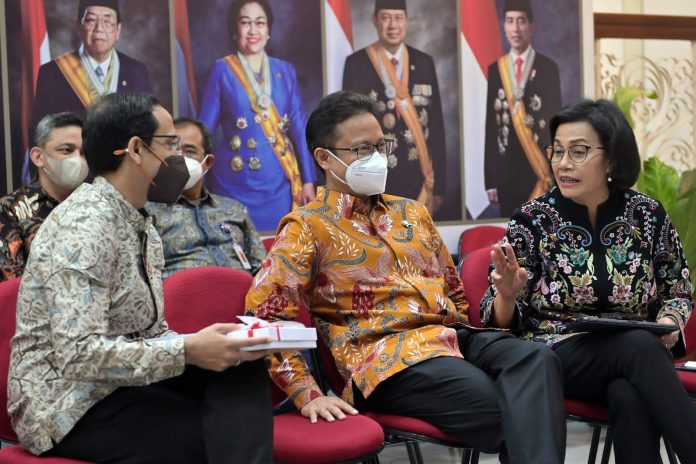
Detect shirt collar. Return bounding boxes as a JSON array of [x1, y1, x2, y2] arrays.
[[510, 45, 533, 63], [316, 186, 387, 218], [178, 187, 216, 207], [26, 179, 57, 204], [93, 176, 149, 231], [79, 43, 113, 70], [384, 43, 405, 62]]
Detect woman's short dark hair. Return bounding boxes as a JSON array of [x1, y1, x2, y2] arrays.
[[549, 99, 641, 188], [228, 0, 274, 43], [305, 91, 379, 172], [83, 92, 159, 176]]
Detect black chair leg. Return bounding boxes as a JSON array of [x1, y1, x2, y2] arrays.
[[664, 438, 678, 464], [461, 448, 472, 464], [600, 426, 613, 464], [588, 425, 601, 464], [470, 449, 480, 464], [405, 441, 422, 464]]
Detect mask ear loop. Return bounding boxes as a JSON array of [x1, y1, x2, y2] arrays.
[[324, 148, 351, 186], [114, 140, 169, 187]]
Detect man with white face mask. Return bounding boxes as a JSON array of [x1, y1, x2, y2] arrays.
[[246, 91, 566, 463], [146, 118, 266, 279], [0, 112, 87, 280]]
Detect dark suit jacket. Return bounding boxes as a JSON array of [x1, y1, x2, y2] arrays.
[[484, 52, 561, 217], [32, 50, 154, 127], [342, 45, 447, 199]]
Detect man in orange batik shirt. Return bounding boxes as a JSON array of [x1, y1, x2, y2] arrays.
[[246, 90, 566, 464]]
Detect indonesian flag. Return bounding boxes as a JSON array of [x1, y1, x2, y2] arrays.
[[460, 0, 503, 219], [174, 0, 197, 117], [20, 0, 50, 149], [324, 0, 353, 93]]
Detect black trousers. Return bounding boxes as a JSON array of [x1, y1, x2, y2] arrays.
[[553, 330, 696, 464], [43, 360, 273, 464], [355, 330, 566, 464]]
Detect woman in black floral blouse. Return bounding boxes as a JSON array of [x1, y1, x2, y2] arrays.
[[481, 99, 696, 464]]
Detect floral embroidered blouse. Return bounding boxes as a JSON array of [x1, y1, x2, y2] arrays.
[[481, 186, 693, 356], [245, 187, 472, 409]]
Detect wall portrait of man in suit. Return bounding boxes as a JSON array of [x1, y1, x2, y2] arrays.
[[479, 0, 581, 218], [5, 0, 172, 187], [343, 0, 462, 222]]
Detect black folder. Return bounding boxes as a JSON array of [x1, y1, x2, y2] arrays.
[[564, 317, 678, 335]]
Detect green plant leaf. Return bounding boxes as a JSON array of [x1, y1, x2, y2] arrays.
[[668, 184, 696, 290], [637, 157, 679, 211], [678, 168, 696, 196], [613, 86, 656, 128]]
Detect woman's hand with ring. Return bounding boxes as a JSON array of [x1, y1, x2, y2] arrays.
[[657, 317, 679, 349]]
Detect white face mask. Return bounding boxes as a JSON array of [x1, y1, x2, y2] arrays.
[[41, 152, 89, 190], [183, 155, 210, 190], [327, 150, 388, 196]]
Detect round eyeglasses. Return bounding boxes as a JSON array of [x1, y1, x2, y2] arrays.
[[546, 145, 605, 164]]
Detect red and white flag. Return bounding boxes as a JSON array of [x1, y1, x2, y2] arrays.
[[460, 0, 502, 219], [323, 0, 353, 93], [21, 0, 50, 149]]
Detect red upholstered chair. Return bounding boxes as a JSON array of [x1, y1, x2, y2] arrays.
[[163, 266, 384, 464], [262, 236, 276, 253], [313, 335, 480, 464], [676, 305, 696, 400], [0, 278, 91, 463], [457, 225, 506, 267]]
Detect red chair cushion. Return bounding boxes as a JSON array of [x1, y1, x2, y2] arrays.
[[364, 412, 463, 443], [460, 246, 494, 328], [564, 399, 609, 422], [0, 278, 21, 442], [273, 411, 383, 464], [677, 369, 696, 393], [0, 445, 91, 463]]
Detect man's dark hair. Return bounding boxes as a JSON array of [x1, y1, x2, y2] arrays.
[[34, 112, 83, 148], [228, 0, 274, 42], [83, 92, 159, 176], [174, 117, 213, 155], [306, 91, 379, 173], [77, 0, 121, 23], [549, 99, 641, 189], [504, 0, 533, 22]]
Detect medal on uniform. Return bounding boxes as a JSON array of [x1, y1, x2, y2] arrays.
[[387, 100, 396, 110], [254, 114, 262, 124], [369, 89, 379, 101], [257, 94, 271, 109], [278, 145, 286, 155], [237, 51, 272, 112], [383, 113, 396, 130], [236, 117, 248, 129], [387, 153, 398, 169], [261, 111, 270, 121], [419, 108, 428, 127], [230, 156, 244, 172], [408, 147, 419, 161], [230, 135, 242, 151], [247, 138, 257, 149], [249, 156, 262, 171], [376, 101, 387, 113], [403, 129, 414, 145], [514, 88, 524, 101], [400, 100, 408, 110], [385, 84, 397, 99], [268, 134, 278, 146]]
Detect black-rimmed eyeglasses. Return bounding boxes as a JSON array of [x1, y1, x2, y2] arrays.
[[326, 139, 395, 159]]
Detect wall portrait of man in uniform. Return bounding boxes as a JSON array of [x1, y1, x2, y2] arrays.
[[464, 0, 581, 219], [4, 0, 172, 187], [182, 0, 323, 232], [343, 0, 462, 222]]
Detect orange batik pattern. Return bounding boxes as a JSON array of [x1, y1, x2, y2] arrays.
[[245, 187, 473, 408]]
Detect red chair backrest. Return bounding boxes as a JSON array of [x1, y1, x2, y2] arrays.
[[684, 297, 696, 356], [0, 278, 22, 442], [163, 266, 253, 333], [163, 266, 291, 406], [261, 237, 275, 253], [460, 246, 494, 329], [458, 225, 506, 260]]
